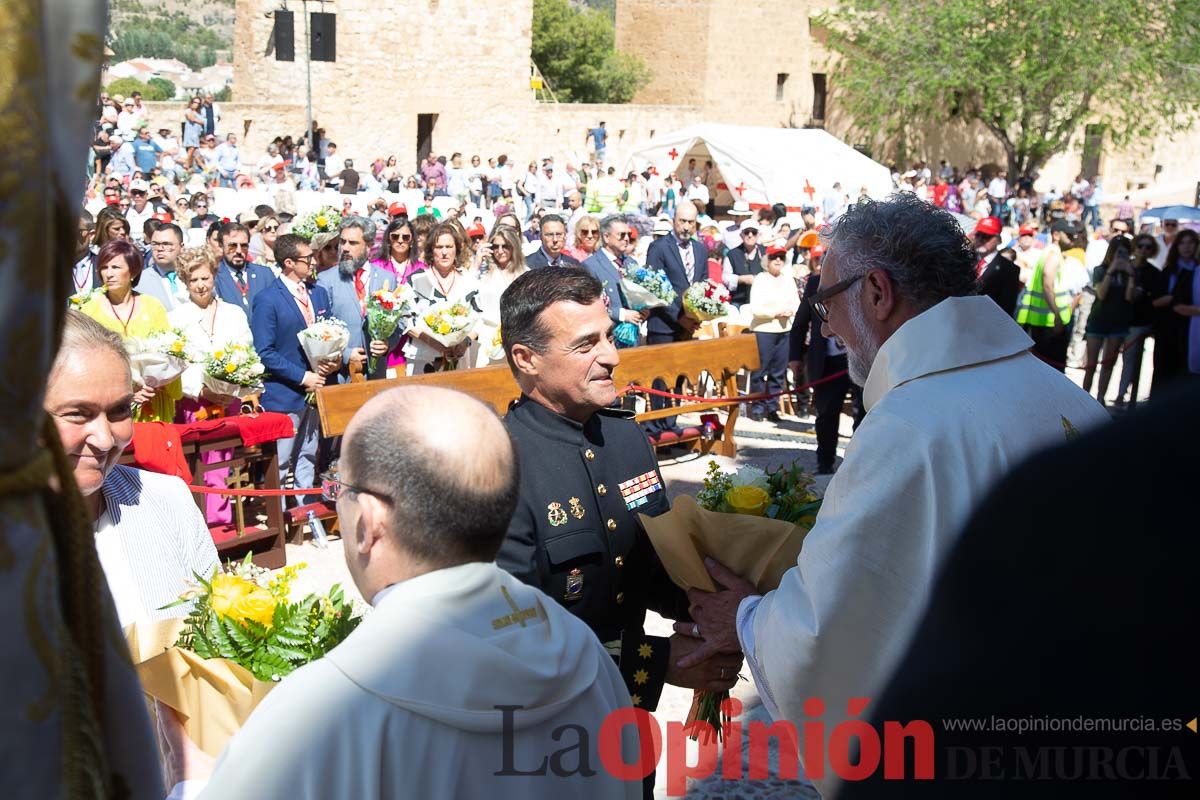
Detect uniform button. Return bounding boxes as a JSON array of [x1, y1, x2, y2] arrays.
[[597, 483, 607, 496], [616, 592, 625, 604], [614, 555, 624, 567], [584, 449, 596, 461], [606, 518, 617, 531]]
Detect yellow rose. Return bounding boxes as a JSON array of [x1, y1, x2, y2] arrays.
[[232, 588, 277, 628], [726, 485, 770, 516], [209, 574, 253, 619], [225, 363, 237, 374], [436, 323, 451, 335], [213, 349, 225, 360], [316, 215, 328, 228]]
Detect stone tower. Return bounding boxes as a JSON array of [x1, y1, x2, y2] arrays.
[[615, 0, 831, 129]]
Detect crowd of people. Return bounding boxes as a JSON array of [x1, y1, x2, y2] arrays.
[[74, 92, 1200, 512]]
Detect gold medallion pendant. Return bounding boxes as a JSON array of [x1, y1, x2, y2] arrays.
[[547, 502, 569, 527]]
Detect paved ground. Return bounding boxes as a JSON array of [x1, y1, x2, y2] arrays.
[[279, 351, 1144, 798]]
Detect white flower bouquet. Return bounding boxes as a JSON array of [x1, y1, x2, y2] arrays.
[[297, 316, 349, 370], [202, 343, 266, 399], [413, 301, 476, 349], [126, 328, 190, 389], [682, 279, 732, 322]]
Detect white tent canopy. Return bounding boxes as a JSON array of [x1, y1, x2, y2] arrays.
[[625, 123, 892, 212]]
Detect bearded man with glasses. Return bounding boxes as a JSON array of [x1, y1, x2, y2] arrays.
[[677, 194, 1110, 799]]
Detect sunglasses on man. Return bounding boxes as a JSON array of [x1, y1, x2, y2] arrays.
[[807, 274, 864, 323]]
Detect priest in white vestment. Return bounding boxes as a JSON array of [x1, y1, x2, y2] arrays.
[[178, 387, 641, 799], [676, 195, 1110, 798]]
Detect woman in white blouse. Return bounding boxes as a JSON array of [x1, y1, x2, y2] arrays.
[[747, 244, 800, 423], [44, 311, 218, 628], [405, 222, 480, 374], [468, 223, 528, 368], [168, 247, 254, 406], [168, 247, 254, 526]]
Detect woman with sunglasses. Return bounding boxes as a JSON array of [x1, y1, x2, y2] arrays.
[[1081, 236, 1137, 404], [565, 214, 600, 261], [1114, 235, 1159, 407], [250, 213, 281, 266], [469, 224, 528, 367], [182, 97, 203, 166], [369, 219, 422, 374], [189, 192, 219, 229]]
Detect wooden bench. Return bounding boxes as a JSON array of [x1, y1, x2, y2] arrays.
[[316, 335, 760, 457]]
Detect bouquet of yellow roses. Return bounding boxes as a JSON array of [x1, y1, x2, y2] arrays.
[[202, 342, 266, 399], [640, 460, 822, 740], [127, 556, 362, 757]]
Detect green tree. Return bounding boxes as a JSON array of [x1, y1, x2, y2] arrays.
[[146, 77, 177, 101], [105, 76, 150, 100], [532, 0, 650, 103], [817, 0, 1200, 176]]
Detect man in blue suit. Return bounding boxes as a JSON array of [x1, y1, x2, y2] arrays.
[[251, 233, 341, 498], [582, 213, 647, 329], [645, 202, 707, 344], [316, 216, 400, 381], [215, 222, 275, 316], [524, 214, 582, 270]]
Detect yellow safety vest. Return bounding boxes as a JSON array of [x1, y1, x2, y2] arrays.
[[1015, 249, 1072, 327]]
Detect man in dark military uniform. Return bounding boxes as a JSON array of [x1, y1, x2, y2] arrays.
[[497, 268, 742, 741]]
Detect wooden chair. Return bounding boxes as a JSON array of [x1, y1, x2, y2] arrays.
[[316, 336, 761, 458]]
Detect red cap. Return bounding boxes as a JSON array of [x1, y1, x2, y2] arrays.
[[976, 216, 1002, 237], [104, 195, 120, 205], [388, 202, 407, 216], [1018, 223, 1038, 236], [766, 244, 788, 258], [467, 222, 486, 239], [152, 212, 173, 223], [628, 228, 638, 240], [809, 244, 825, 259]]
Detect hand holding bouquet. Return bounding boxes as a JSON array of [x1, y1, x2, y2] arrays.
[[414, 301, 476, 369], [620, 267, 677, 311], [297, 316, 349, 402], [641, 460, 822, 740], [128, 556, 362, 757], [126, 327, 191, 389], [365, 285, 414, 373], [202, 343, 266, 400], [682, 279, 732, 322]]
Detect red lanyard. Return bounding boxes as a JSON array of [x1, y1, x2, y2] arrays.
[[107, 294, 137, 336]]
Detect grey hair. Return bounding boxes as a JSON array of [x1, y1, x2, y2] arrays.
[[340, 214, 377, 245], [53, 310, 131, 380], [821, 193, 978, 310], [599, 213, 627, 236]]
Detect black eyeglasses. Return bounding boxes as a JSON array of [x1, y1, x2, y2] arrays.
[[262, 225, 279, 233], [807, 274, 864, 323]]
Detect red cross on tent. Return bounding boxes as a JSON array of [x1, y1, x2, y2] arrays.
[[734, 182, 747, 196], [667, 148, 679, 160], [803, 180, 816, 201]]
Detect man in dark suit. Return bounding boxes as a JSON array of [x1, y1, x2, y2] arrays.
[[844, 386, 1200, 796], [581, 213, 647, 328], [645, 202, 708, 344], [250, 234, 340, 498], [523, 214, 582, 270], [315, 216, 399, 381], [214, 222, 274, 315], [789, 246, 864, 473], [975, 216, 1021, 316]]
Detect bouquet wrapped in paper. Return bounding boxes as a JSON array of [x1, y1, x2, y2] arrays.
[[414, 301, 476, 349], [640, 460, 822, 740], [289, 206, 343, 242], [202, 343, 266, 400], [620, 266, 677, 311], [682, 279, 733, 322], [486, 325, 506, 363], [128, 557, 362, 758], [366, 285, 415, 373], [297, 316, 349, 370], [126, 328, 190, 389]]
